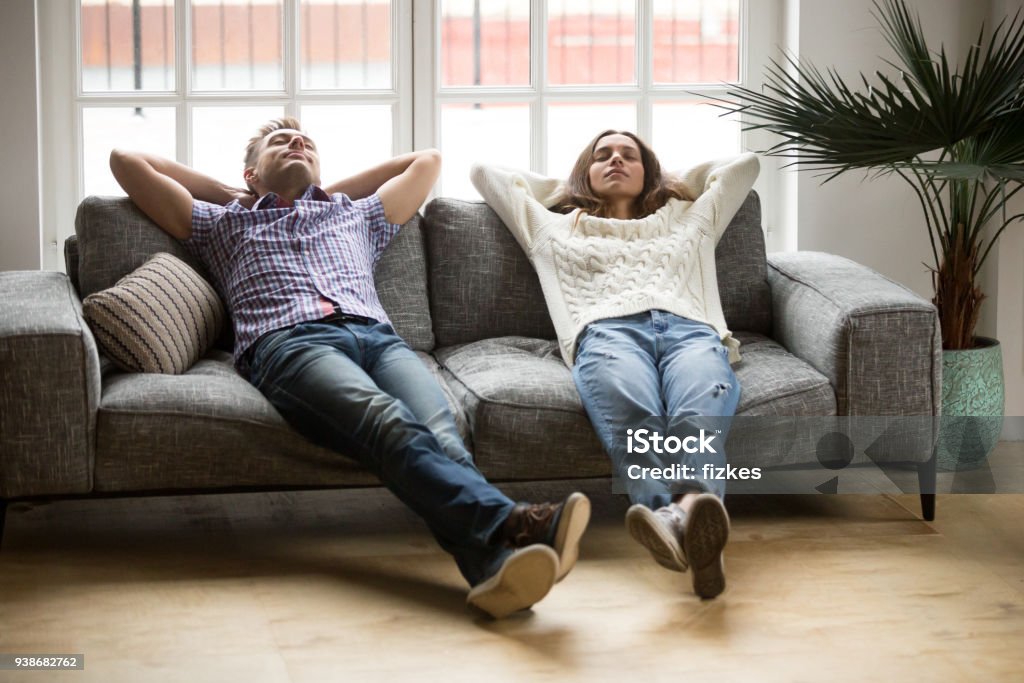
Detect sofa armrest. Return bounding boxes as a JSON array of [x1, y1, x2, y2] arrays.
[[0, 271, 100, 497], [767, 252, 941, 417]]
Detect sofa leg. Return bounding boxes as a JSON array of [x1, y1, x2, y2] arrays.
[[917, 455, 937, 521]]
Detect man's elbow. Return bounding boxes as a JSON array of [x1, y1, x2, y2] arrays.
[[419, 148, 442, 179], [109, 148, 127, 174], [109, 148, 141, 181]]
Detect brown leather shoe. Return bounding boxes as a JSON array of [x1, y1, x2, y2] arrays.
[[499, 492, 590, 582]]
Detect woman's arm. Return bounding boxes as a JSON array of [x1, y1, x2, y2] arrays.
[[679, 153, 760, 241]]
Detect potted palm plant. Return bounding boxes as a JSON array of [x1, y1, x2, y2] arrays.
[[707, 0, 1024, 468]]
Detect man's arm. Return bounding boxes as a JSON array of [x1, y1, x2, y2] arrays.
[[324, 149, 441, 225], [109, 150, 253, 240]]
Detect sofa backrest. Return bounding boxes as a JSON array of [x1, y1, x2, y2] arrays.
[[70, 196, 435, 352], [422, 199, 558, 346], [422, 190, 771, 347]]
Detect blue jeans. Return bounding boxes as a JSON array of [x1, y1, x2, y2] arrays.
[[572, 311, 741, 508], [248, 318, 516, 586]]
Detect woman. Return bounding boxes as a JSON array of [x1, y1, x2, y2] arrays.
[[471, 131, 758, 599]]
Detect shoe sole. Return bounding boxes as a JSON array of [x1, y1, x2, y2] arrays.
[[466, 545, 559, 619], [553, 492, 591, 582], [625, 504, 688, 572], [683, 494, 730, 599]]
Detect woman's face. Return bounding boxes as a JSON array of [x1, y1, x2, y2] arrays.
[[587, 134, 645, 203]]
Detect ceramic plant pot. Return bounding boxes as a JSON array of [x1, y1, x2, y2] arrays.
[[938, 337, 1004, 471]]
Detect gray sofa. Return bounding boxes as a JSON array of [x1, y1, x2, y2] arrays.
[[0, 192, 942, 543]]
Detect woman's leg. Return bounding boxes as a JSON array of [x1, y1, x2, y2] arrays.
[[572, 315, 675, 510], [656, 313, 740, 598], [658, 313, 741, 501]]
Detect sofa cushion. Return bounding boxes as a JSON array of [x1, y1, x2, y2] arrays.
[[434, 331, 835, 479], [423, 199, 557, 347], [82, 253, 226, 374], [732, 331, 836, 416], [75, 197, 202, 298], [433, 337, 607, 479], [716, 192, 772, 335], [370, 215, 435, 351], [94, 350, 372, 491], [93, 350, 462, 491], [73, 197, 434, 351], [423, 191, 771, 347]]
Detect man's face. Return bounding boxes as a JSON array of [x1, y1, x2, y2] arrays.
[[246, 128, 322, 193]]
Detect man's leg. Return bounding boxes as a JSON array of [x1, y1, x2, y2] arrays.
[[362, 322, 589, 585], [366, 328, 474, 468], [250, 322, 514, 585], [249, 321, 589, 614]]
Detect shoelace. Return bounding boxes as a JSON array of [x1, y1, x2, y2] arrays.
[[508, 502, 560, 547]]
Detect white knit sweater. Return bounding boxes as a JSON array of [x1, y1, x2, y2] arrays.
[[470, 153, 760, 367]]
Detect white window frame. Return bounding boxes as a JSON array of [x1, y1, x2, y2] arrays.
[[38, 0, 780, 271], [38, 0, 412, 272], [414, 0, 781, 244]]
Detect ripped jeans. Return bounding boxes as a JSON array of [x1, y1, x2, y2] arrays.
[[572, 311, 740, 509]]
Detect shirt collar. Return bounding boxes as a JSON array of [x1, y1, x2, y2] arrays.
[[253, 185, 331, 210]]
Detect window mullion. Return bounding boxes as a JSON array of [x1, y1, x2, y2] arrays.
[[638, 0, 652, 142], [412, 0, 435, 151], [533, 0, 547, 174], [284, 0, 298, 118], [394, 0, 413, 155], [176, 0, 189, 165]]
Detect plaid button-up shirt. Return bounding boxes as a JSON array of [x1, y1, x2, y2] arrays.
[[186, 185, 401, 374]]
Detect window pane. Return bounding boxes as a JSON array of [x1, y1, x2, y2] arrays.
[[81, 0, 174, 92], [440, 0, 529, 87], [547, 0, 635, 86], [653, 0, 740, 84], [192, 106, 285, 186], [546, 102, 636, 178], [440, 103, 530, 198], [299, 105, 393, 186], [191, 0, 283, 91], [83, 107, 176, 197], [301, 0, 391, 90], [652, 101, 740, 172]]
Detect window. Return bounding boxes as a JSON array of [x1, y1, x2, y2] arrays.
[[39, 0, 773, 269], [40, 0, 410, 269], [427, 0, 747, 199]]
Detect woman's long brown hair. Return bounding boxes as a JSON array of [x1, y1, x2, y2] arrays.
[[554, 129, 693, 219]]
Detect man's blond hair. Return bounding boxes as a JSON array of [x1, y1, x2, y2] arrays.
[[244, 116, 304, 168]]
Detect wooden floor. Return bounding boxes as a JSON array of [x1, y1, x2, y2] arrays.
[[1, 443, 1022, 682]]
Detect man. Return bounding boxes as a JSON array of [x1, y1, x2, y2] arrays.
[[109, 117, 590, 618]]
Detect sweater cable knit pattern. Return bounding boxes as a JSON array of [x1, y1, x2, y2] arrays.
[[470, 153, 760, 367]]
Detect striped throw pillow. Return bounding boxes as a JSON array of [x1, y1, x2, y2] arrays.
[[82, 252, 226, 374]]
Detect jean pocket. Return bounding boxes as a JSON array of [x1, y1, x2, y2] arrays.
[[250, 326, 298, 378]]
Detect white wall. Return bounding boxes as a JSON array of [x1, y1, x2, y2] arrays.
[[985, 0, 1024, 438], [781, 0, 1023, 434], [0, 0, 42, 272], [788, 0, 989, 298]]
